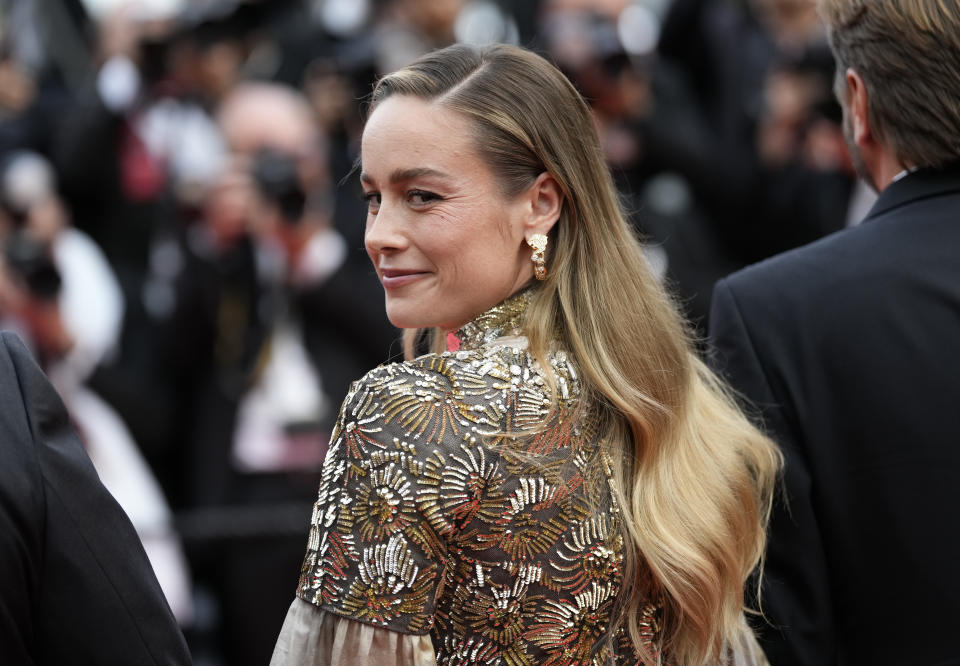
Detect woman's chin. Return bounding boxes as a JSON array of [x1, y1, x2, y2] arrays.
[[385, 306, 431, 331]]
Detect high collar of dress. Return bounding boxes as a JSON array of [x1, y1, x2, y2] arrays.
[[453, 286, 534, 352]]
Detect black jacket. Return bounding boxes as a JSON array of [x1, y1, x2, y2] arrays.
[[0, 332, 191, 664], [709, 165, 960, 665]]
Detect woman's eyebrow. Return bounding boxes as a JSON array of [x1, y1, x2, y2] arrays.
[[360, 167, 450, 185]]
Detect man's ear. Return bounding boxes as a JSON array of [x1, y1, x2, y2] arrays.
[[523, 172, 563, 238], [846, 68, 872, 147]]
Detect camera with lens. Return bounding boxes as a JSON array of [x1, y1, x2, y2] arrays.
[[3, 231, 61, 301], [249, 148, 307, 226]]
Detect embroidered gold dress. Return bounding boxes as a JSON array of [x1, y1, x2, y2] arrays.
[[273, 289, 766, 665]]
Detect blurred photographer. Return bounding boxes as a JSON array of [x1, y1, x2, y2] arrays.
[[0, 150, 122, 375], [0, 231, 69, 364]]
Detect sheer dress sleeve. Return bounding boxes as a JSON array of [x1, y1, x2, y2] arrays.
[[270, 598, 436, 666]]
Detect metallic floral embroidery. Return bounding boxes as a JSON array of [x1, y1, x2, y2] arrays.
[[340, 533, 438, 632], [425, 442, 505, 530], [528, 582, 618, 665], [480, 477, 578, 559], [438, 635, 502, 665], [552, 513, 624, 593], [458, 577, 540, 646], [350, 461, 417, 541], [296, 288, 663, 664]]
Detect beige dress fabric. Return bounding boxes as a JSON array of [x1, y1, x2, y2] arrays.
[[271, 599, 767, 666], [271, 598, 436, 666]]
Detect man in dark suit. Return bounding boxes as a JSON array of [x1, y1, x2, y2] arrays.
[[709, 2, 960, 664], [0, 332, 191, 664]]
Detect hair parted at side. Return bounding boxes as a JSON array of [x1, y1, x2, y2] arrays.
[[368, 43, 781, 665], [819, 0, 960, 167]]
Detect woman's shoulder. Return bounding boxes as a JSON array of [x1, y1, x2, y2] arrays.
[[335, 343, 560, 446], [347, 345, 525, 399], [345, 351, 467, 398], [342, 350, 496, 415]]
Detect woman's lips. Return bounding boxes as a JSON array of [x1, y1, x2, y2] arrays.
[[379, 269, 429, 289]]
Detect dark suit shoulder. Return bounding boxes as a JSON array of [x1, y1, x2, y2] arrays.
[[721, 189, 960, 324], [710, 172, 960, 666], [0, 332, 55, 538], [0, 333, 47, 662], [725, 222, 875, 295], [0, 332, 192, 665], [1, 331, 44, 418], [0, 332, 76, 451], [0, 331, 46, 475]]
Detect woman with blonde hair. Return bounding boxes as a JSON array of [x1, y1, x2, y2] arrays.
[[272, 43, 780, 665]]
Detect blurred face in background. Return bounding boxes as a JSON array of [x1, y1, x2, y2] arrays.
[[751, 0, 821, 47], [401, 0, 463, 40], [203, 162, 254, 248], [360, 95, 535, 331]]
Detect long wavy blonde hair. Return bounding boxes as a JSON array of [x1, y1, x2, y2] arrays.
[[370, 44, 781, 665]]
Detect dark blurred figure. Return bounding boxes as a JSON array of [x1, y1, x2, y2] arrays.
[[710, 1, 960, 663], [0, 331, 191, 665], [0, 0, 87, 157], [655, 0, 853, 260], [623, 0, 855, 326], [374, 0, 464, 72], [45, 5, 228, 507]]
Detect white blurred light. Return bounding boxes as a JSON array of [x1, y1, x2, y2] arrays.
[[98, 55, 141, 113], [618, 3, 660, 56], [643, 243, 669, 282], [142, 278, 176, 319], [455, 1, 519, 46], [645, 172, 692, 217], [78, 0, 186, 21], [3, 151, 56, 213], [643, 0, 672, 19], [318, 0, 370, 37]]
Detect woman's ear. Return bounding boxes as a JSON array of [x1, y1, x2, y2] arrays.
[[524, 172, 563, 238]]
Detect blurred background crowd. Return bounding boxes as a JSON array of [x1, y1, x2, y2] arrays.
[[0, 0, 867, 662]]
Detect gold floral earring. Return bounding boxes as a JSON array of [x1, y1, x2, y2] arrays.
[[527, 234, 548, 280]]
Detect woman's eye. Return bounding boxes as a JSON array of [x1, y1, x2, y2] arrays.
[[408, 190, 440, 205], [363, 192, 381, 212]]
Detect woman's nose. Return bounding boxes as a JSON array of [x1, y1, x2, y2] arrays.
[[364, 205, 408, 254]]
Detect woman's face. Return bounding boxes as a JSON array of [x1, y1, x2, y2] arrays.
[[361, 95, 536, 331]]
